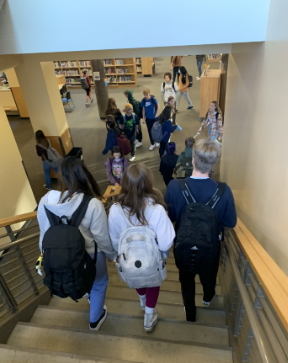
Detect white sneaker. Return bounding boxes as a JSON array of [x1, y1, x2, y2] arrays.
[[144, 310, 158, 332], [149, 144, 155, 151], [129, 156, 135, 162], [136, 141, 142, 148], [155, 143, 160, 147], [196, 77, 201, 80]]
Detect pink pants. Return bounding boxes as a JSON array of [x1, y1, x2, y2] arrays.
[[136, 287, 160, 308]]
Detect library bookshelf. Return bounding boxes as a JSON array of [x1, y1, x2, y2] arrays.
[[54, 58, 137, 89], [135, 57, 155, 76], [206, 54, 222, 63]]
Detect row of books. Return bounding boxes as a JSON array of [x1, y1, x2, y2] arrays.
[[104, 59, 113, 65], [116, 68, 128, 74], [136, 58, 141, 64], [61, 70, 79, 76], [106, 76, 117, 83], [61, 61, 78, 68], [115, 59, 124, 65], [66, 77, 81, 84], [79, 61, 90, 67], [207, 54, 221, 60], [54, 61, 61, 68], [118, 76, 132, 82], [136, 66, 142, 72], [105, 67, 115, 74]]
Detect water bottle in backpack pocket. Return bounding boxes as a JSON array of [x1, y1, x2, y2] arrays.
[[174, 180, 226, 274], [114, 203, 167, 288]]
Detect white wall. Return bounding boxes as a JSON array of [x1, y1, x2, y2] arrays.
[[221, 0, 288, 274], [0, 0, 270, 55]]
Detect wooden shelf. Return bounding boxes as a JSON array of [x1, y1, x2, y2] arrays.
[[116, 73, 134, 75], [105, 73, 117, 75], [63, 74, 80, 76], [117, 81, 135, 83]]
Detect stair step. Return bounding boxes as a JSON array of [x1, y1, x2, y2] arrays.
[[109, 276, 221, 295], [0, 344, 138, 363], [8, 323, 232, 363], [31, 306, 229, 346], [49, 297, 226, 324], [107, 264, 220, 284], [106, 286, 224, 309]]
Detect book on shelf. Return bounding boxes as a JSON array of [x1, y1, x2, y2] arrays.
[[106, 76, 117, 83], [79, 61, 91, 67], [116, 68, 127, 74], [62, 70, 79, 76], [66, 77, 81, 85], [115, 59, 124, 65], [207, 54, 221, 60], [136, 66, 142, 72], [105, 67, 115, 74], [54, 61, 61, 68], [136, 58, 141, 64], [104, 59, 113, 66], [61, 61, 78, 68]]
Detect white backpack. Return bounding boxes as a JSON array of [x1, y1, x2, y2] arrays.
[[115, 203, 167, 289], [38, 141, 63, 168]]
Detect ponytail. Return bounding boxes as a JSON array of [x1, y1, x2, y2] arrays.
[[180, 66, 187, 85]]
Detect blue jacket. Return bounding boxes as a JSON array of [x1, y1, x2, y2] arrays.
[[102, 129, 118, 155], [162, 120, 177, 142], [165, 177, 237, 234]]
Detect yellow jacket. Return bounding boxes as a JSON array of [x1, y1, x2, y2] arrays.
[[178, 74, 189, 93]]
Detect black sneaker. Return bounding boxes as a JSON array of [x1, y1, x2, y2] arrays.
[[187, 106, 194, 110], [89, 305, 107, 330]]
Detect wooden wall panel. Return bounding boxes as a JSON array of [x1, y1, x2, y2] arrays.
[[11, 87, 29, 118]]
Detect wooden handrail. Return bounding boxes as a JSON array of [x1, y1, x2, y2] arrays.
[[0, 211, 37, 228], [234, 218, 288, 333]]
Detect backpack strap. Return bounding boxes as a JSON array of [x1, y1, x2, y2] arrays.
[[178, 179, 197, 205], [206, 182, 226, 209], [172, 81, 175, 92], [70, 195, 94, 227], [162, 82, 165, 90], [44, 207, 62, 227]]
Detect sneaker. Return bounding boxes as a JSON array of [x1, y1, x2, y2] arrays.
[[43, 184, 51, 191], [89, 305, 107, 330], [196, 77, 201, 80], [149, 144, 155, 151], [155, 143, 160, 147], [144, 310, 158, 332], [85, 103, 89, 107], [136, 141, 142, 148], [203, 296, 214, 306], [129, 156, 136, 162], [187, 106, 194, 110], [90, 99, 94, 103], [184, 306, 196, 322]]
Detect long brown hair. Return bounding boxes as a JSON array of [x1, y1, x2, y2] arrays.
[[58, 157, 102, 203], [158, 105, 172, 124], [35, 130, 49, 148], [117, 163, 166, 225], [205, 101, 222, 121], [105, 98, 120, 116]]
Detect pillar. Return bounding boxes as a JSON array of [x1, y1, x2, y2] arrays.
[[0, 104, 37, 245], [219, 54, 229, 120], [14, 56, 73, 157], [91, 60, 109, 120]]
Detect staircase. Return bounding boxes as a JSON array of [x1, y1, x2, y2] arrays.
[[0, 253, 233, 363]]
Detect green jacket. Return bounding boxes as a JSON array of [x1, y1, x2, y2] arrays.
[[125, 90, 140, 115], [196, 55, 206, 62], [177, 147, 192, 163]]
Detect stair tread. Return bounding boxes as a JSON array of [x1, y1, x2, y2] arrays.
[[0, 344, 139, 363], [49, 297, 226, 324], [106, 286, 224, 309], [8, 323, 233, 363], [31, 306, 229, 346]]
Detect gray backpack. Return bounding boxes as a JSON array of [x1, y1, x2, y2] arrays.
[[38, 141, 63, 168], [115, 203, 167, 289], [151, 121, 163, 143], [80, 77, 89, 89]]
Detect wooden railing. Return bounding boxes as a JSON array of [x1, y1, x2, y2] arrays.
[[0, 211, 37, 228]]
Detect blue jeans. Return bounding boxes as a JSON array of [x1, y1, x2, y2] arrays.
[[197, 60, 203, 78], [208, 124, 221, 144], [88, 251, 109, 323], [43, 161, 58, 189]]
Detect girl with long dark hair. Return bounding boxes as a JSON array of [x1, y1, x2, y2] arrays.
[[108, 163, 175, 332], [102, 115, 122, 155], [35, 130, 62, 190], [178, 66, 193, 110], [158, 105, 178, 158], [105, 98, 122, 125], [37, 157, 116, 331]]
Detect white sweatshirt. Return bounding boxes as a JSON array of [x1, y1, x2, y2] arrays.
[[161, 81, 179, 102], [108, 201, 175, 253], [37, 191, 117, 260]]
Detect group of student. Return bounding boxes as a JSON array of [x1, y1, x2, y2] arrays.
[[37, 137, 237, 332]]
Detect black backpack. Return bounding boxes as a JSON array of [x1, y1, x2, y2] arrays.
[[42, 195, 97, 301], [174, 180, 226, 274], [162, 81, 176, 93], [141, 95, 157, 114]]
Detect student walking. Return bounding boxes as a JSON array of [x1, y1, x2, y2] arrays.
[[105, 98, 122, 126], [119, 103, 139, 162], [159, 142, 179, 186], [37, 157, 117, 330], [106, 146, 128, 186], [196, 55, 206, 80], [197, 101, 223, 143], [175, 137, 195, 178], [81, 70, 93, 107], [177, 66, 193, 110], [165, 139, 237, 322], [108, 163, 175, 331], [35, 130, 63, 190], [167, 96, 177, 124], [141, 88, 160, 151], [161, 72, 179, 110], [158, 106, 178, 158], [171, 56, 183, 82], [124, 90, 142, 147], [102, 116, 121, 155]]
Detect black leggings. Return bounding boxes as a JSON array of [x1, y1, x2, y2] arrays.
[[159, 141, 167, 158]]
